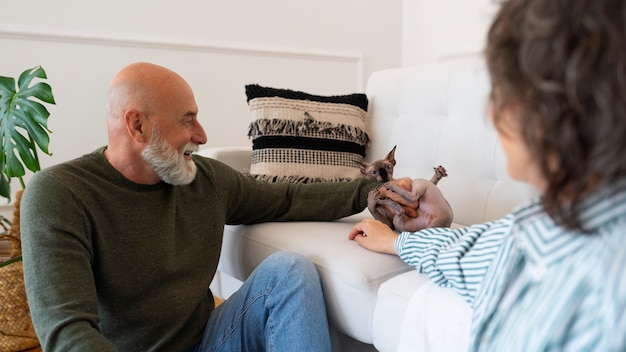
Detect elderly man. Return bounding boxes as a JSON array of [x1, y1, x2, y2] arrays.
[[21, 62, 388, 351]]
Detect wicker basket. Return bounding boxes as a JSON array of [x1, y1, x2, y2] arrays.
[[0, 190, 41, 351]]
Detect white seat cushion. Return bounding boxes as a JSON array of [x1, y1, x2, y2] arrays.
[[372, 270, 431, 351], [218, 211, 413, 344], [373, 271, 471, 352]]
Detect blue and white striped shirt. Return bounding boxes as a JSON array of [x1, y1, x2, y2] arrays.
[[395, 180, 626, 351]]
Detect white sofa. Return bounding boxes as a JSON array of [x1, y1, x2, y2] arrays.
[[199, 59, 537, 351]]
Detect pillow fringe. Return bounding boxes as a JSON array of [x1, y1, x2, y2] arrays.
[[248, 117, 370, 146], [247, 173, 355, 184]]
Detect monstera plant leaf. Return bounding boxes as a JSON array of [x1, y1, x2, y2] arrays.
[[0, 66, 55, 201]]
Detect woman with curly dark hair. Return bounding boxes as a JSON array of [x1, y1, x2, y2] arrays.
[[349, 0, 626, 350]]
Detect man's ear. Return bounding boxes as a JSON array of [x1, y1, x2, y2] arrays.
[[124, 109, 150, 143]]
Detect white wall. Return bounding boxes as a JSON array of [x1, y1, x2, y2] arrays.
[[402, 0, 499, 66], [0, 0, 401, 210]]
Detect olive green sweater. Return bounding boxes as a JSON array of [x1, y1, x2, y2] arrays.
[[21, 148, 378, 352]]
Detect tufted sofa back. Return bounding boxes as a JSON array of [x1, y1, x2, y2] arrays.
[[365, 59, 537, 227]]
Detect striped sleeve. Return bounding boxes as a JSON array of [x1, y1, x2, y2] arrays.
[[395, 216, 512, 306], [598, 233, 626, 351]]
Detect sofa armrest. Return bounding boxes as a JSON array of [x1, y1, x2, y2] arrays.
[[198, 146, 252, 174]]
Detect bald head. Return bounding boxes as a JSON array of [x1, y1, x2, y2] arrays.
[[106, 62, 193, 122]]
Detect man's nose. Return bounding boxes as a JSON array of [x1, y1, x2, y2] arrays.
[[192, 119, 207, 145]]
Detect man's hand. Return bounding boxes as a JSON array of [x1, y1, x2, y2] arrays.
[[377, 177, 418, 217]]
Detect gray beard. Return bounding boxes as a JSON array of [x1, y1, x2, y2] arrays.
[[141, 128, 198, 185]]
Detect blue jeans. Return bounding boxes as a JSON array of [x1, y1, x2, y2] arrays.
[[188, 252, 331, 352]]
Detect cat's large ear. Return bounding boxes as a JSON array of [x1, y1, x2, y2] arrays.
[[356, 160, 370, 174], [386, 145, 397, 166]]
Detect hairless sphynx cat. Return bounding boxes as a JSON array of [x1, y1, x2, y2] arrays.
[[369, 166, 453, 232]]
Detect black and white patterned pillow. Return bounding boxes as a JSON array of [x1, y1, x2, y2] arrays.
[[245, 84, 370, 183]]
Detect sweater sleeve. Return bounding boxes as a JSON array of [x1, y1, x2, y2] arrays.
[[21, 171, 118, 352], [201, 157, 381, 225], [394, 216, 513, 306]]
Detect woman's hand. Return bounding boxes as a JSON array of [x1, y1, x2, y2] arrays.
[[348, 218, 399, 255]]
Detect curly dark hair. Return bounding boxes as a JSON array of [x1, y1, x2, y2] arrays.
[[485, 0, 626, 232]]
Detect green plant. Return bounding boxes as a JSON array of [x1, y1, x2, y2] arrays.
[[0, 66, 55, 267], [0, 66, 55, 201]]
